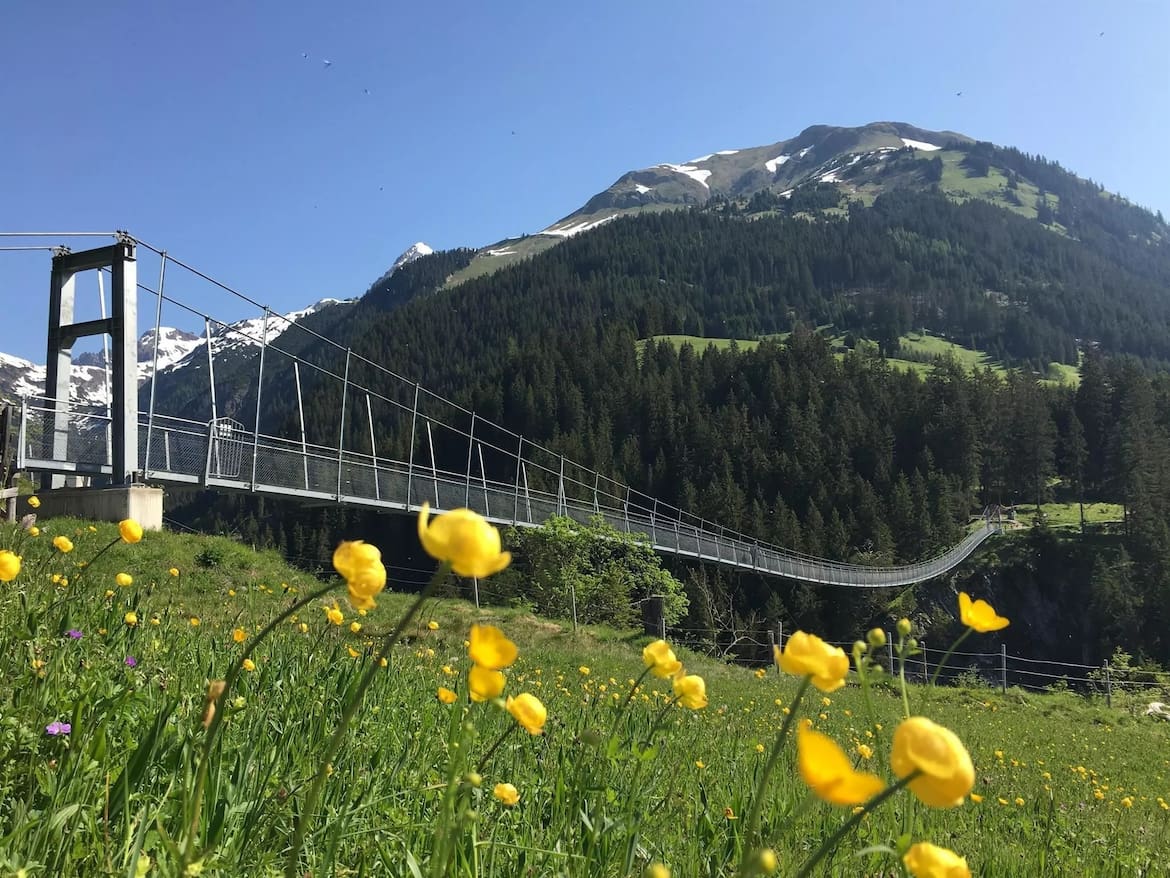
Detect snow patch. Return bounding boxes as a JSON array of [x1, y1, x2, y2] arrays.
[[634, 183, 652, 194], [484, 248, 517, 257], [779, 189, 794, 199], [797, 146, 814, 158], [657, 163, 712, 188], [688, 154, 713, 163], [818, 170, 841, 183], [764, 154, 791, 173], [539, 214, 619, 239], [715, 149, 740, 155], [901, 138, 941, 151]]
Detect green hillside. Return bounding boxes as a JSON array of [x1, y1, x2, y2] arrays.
[[2, 516, 1169, 875]]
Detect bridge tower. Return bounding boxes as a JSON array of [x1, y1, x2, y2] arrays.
[[44, 237, 137, 487], [35, 235, 162, 527]]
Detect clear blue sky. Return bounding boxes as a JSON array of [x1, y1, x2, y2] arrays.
[[2, 0, 1167, 361]]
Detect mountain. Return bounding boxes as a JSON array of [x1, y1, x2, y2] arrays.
[[443, 120, 1160, 288], [0, 299, 353, 407]]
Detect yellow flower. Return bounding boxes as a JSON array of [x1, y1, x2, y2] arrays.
[[958, 592, 1009, 632], [116, 573, 133, 587], [325, 605, 345, 626], [891, 717, 974, 808], [642, 639, 683, 678], [242, 658, 256, 672], [506, 693, 547, 734], [902, 842, 970, 878], [169, 567, 180, 577], [969, 793, 983, 803], [672, 673, 708, 710], [645, 864, 670, 878], [53, 536, 74, 554], [867, 627, 886, 647], [755, 743, 765, 753], [27, 495, 40, 509], [468, 624, 518, 670], [797, 725, 885, 805], [468, 664, 506, 702], [578, 666, 591, 675], [857, 743, 874, 761], [775, 631, 849, 692], [437, 687, 458, 704], [753, 849, 778, 874], [28, 526, 39, 537], [417, 503, 511, 577], [1015, 797, 1025, 806], [189, 617, 200, 627], [349, 621, 362, 634], [493, 782, 519, 806], [299, 622, 309, 634], [232, 628, 247, 643], [347, 646, 360, 658], [897, 618, 912, 637], [124, 611, 138, 627], [150, 615, 160, 626], [0, 550, 21, 582], [427, 620, 439, 630], [119, 519, 144, 544], [332, 540, 387, 611]]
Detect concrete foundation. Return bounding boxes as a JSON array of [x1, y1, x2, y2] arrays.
[[34, 485, 164, 531]]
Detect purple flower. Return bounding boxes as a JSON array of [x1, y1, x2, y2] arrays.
[[45, 721, 71, 736], [124, 656, 137, 668], [66, 629, 82, 640]]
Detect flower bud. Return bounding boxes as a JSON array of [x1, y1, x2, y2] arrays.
[[867, 628, 886, 648], [464, 772, 483, 788], [896, 618, 912, 638]]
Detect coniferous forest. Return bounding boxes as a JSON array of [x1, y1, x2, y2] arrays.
[[162, 180, 1170, 669]]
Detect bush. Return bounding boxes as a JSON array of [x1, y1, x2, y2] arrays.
[[494, 515, 689, 628]]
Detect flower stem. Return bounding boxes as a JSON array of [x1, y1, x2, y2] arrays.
[[928, 628, 973, 688], [609, 665, 653, 738], [477, 723, 517, 772], [284, 561, 451, 877], [182, 579, 339, 865], [792, 773, 918, 878], [742, 675, 811, 852]]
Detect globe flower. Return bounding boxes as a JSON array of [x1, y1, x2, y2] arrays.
[[903, 842, 971, 878], [242, 659, 256, 672], [168, 567, 180, 577], [751, 849, 778, 874], [468, 664, 506, 702], [672, 673, 708, 710], [28, 527, 39, 538], [417, 503, 511, 577], [506, 693, 547, 734], [891, 717, 975, 807], [642, 639, 683, 678], [119, 519, 143, 544], [645, 865, 670, 878], [797, 724, 885, 805], [124, 611, 138, 627], [27, 495, 40, 509], [437, 687, 458, 704], [232, 628, 247, 643], [0, 550, 21, 582], [493, 782, 519, 806], [775, 631, 849, 692], [53, 536, 74, 554], [116, 573, 133, 587], [332, 540, 387, 610], [325, 605, 345, 626], [958, 592, 1009, 632], [428, 620, 439, 630], [468, 624, 518, 670]]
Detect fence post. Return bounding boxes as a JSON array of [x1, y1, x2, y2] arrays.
[[768, 629, 775, 667], [642, 595, 664, 640], [886, 634, 894, 675], [472, 577, 480, 610], [920, 639, 927, 682], [776, 622, 783, 674], [1104, 661, 1112, 708], [1000, 644, 1008, 694], [569, 583, 578, 635]]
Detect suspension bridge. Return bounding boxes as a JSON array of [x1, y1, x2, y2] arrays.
[[1, 232, 999, 587]]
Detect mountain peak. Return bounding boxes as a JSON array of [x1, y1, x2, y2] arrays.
[[391, 242, 434, 274]]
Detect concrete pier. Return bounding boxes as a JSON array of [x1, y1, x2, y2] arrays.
[[32, 485, 164, 530]]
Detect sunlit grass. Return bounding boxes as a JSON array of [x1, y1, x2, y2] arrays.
[[1, 514, 1167, 875]]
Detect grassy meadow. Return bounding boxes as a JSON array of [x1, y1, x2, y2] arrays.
[[1, 511, 1168, 876]]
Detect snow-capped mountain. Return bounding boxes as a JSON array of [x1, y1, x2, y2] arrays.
[[0, 299, 354, 405], [390, 242, 433, 273]]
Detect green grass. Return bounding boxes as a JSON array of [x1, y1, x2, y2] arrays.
[[2, 514, 1168, 875], [1011, 501, 1126, 530]]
